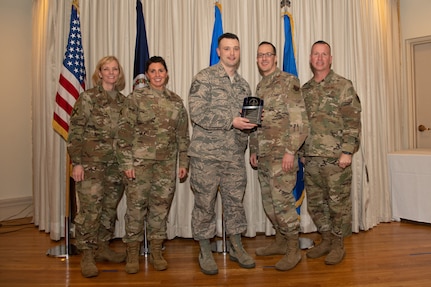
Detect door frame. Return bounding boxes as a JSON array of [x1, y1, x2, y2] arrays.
[[406, 35, 431, 148]]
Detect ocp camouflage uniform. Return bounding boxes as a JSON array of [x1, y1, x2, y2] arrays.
[[300, 69, 361, 237], [67, 85, 126, 251], [188, 62, 251, 239], [249, 67, 309, 237], [117, 85, 189, 242]]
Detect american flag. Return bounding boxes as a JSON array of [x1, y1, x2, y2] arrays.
[[52, 1, 86, 140]]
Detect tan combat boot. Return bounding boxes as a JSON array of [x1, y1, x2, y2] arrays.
[[229, 234, 255, 269], [198, 239, 218, 275], [325, 234, 345, 265], [95, 241, 126, 263], [125, 241, 141, 274], [275, 234, 302, 271], [80, 249, 98, 278], [306, 231, 332, 259], [149, 239, 168, 271], [255, 230, 287, 256]]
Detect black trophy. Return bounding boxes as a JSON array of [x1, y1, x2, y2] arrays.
[[241, 96, 264, 126]]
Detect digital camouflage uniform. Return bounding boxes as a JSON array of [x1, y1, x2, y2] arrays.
[[67, 85, 126, 251], [188, 62, 251, 240], [300, 69, 361, 237], [249, 67, 309, 237], [117, 85, 189, 242]]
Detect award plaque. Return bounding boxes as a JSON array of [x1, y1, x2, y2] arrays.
[[241, 96, 264, 125]]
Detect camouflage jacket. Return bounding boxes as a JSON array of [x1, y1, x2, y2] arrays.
[[116, 86, 190, 171], [300, 70, 362, 157], [187, 63, 251, 161], [249, 68, 309, 158], [67, 85, 126, 164]]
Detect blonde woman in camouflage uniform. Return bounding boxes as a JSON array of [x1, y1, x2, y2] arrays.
[[300, 41, 361, 265], [117, 56, 190, 273], [68, 56, 127, 278], [188, 33, 257, 275], [249, 41, 309, 271]]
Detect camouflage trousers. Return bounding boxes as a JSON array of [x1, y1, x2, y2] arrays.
[[122, 159, 176, 243], [304, 156, 352, 237], [190, 157, 248, 240], [74, 162, 124, 250], [258, 155, 300, 235]]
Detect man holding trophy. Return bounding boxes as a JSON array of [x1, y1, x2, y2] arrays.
[[188, 32, 257, 275]]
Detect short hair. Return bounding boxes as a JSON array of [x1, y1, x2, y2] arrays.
[[145, 56, 168, 73], [92, 56, 126, 91], [218, 32, 239, 46], [258, 41, 277, 55], [312, 40, 331, 54]]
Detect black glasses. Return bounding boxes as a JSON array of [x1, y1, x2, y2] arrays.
[[257, 52, 275, 58]]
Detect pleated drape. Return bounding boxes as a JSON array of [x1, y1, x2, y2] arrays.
[[32, 0, 400, 240]]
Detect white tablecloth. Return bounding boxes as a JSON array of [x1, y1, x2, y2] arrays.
[[388, 149, 431, 223]]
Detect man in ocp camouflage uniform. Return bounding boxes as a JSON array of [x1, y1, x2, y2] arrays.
[[188, 33, 257, 275], [300, 41, 361, 265], [249, 41, 309, 271]]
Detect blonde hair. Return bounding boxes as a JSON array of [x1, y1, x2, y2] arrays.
[[91, 56, 126, 91]]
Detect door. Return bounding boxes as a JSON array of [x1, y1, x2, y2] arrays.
[[410, 37, 431, 148]]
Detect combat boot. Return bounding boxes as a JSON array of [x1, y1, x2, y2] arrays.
[[229, 234, 255, 269], [325, 234, 345, 265], [80, 249, 98, 278], [125, 241, 141, 274], [306, 231, 332, 259], [275, 234, 302, 271], [198, 239, 218, 275], [149, 239, 168, 271], [95, 241, 126, 263], [255, 230, 287, 256]]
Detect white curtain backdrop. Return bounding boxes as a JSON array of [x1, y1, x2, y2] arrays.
[[32, 0, 401, 241]]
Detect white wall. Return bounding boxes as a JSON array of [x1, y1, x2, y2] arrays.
[[0, 0, 430, 221], [0, 0, 33, 220], [400, 0, 431, 40]]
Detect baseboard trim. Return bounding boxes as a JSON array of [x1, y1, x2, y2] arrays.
[[0, 196, 33, 221]]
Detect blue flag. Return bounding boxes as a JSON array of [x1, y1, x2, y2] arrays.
[[282, 12, 303, 215], [210, 3, 223, 66], [133, 0, 150, 90], [282, 13, 298, 76]]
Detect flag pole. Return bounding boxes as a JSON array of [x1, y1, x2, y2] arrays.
[[281, 2, 314, 250], [46, 153, 78, 258], [48, 0, 84, 258], [64, 154, 72, 256], [134, 0, 151, 255], [207, 2, 229, 253]]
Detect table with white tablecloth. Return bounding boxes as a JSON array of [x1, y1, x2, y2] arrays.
[[388, 149, 431, 223]]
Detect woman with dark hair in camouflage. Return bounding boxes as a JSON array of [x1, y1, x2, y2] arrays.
[[117, 56, 190, 273]]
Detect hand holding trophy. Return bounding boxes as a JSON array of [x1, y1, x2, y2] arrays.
[[241, 96, 264, 126]]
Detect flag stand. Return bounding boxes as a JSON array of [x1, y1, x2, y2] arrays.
[[47, 154, 79, 258], [299, 237, 314, 249], [211, 216, 230, 254], [140, 221, 150, 256]]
